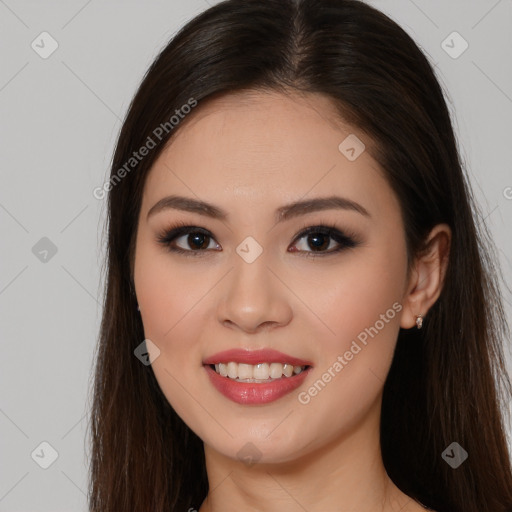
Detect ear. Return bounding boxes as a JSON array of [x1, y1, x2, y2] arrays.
[[400, 223, 451, 329]]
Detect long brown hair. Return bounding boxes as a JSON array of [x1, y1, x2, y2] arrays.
[[87, 1, 512, 510]]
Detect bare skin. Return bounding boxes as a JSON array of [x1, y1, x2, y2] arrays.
[[133, 89, 449, 512]]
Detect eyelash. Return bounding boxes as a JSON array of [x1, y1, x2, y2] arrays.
[[155, 220, 360, 258]]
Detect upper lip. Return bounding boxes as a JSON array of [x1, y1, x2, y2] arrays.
[[203, 348, 313, 367]]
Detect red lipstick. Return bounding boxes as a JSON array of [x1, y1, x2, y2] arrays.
[[203, 348, 313, 405], [203, 348, 312, 366]]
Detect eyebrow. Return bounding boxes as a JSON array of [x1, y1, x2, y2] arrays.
[[146, 194, 371, 222]]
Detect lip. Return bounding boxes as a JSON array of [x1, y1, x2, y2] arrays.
[[202, 348, 312, 366], [204, 364, 313, 405]]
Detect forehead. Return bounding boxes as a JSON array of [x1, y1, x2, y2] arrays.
[[165, 89, 368, 159], [142, 89, 398, 222]]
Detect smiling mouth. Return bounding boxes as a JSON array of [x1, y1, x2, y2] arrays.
[[207, 362, 312, 382]]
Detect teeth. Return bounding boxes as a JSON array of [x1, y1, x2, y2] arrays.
[[212, 362, 307, 381]]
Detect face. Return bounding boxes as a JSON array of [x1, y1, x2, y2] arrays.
[[133, 89, 411, 464]]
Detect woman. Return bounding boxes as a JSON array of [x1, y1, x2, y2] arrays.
[[88, 1, 512, 511]]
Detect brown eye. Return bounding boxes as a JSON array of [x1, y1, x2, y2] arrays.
[[289, 225, 358, 256], [156, 225, 221, 256], [156, 222, 359, 258], [180, 232, 212, 250]]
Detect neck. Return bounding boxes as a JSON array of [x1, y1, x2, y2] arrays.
[[197, 395, 414, 512]]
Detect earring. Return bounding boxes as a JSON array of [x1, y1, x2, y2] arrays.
[[136, 303, 140, 312], [415, 314, 423, 329]]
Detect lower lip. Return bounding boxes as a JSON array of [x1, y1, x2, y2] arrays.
[[203, 364, 312, 405]]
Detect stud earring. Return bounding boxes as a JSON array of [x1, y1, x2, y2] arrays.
[[136, 303, 140, 312], [415, 314, 423, 329]]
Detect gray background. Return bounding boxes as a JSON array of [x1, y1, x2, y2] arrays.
[[0, 0, 511, 510]]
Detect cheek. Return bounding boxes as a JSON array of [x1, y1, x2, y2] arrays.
[[134, 239, 213, 426], [133, 232, 209, 375], [297, 239, 406, 353], [293, 231, 407, 421], [134, 231, 207, 338]]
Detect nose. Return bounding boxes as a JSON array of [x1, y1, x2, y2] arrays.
[[216, 251, 293, 334]]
